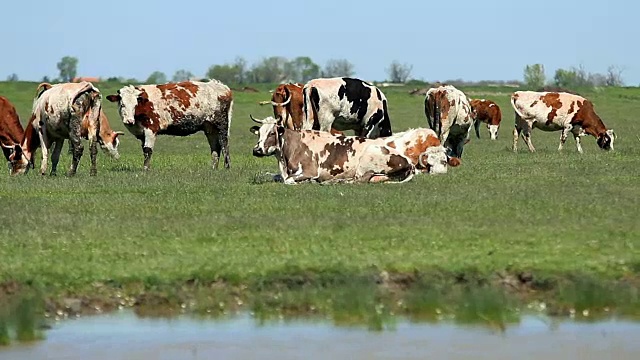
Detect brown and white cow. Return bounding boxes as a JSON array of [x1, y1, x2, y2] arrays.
[[106, 79, 233, 170], [8, 82, 102, 176], [249, 115, 412, 184], [260, 82, 344, 135], [302, 77, 392, 138], [0, 96, 25, 166], [469, 98, 502, 140], [424, 84, 474, 158], [511, 91, 616, 153]]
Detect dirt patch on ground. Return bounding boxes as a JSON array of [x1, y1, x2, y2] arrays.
[[2, 270, 639, 320]]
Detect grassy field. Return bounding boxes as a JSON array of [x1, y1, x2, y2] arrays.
[[1, 81, 640, 330]]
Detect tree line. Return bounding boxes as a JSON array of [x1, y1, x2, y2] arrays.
[[3, 56, 629, 90], [5, 56, 414, 85], [523, 63, 625, 90]]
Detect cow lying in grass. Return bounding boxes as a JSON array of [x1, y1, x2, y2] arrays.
[[249, 115, 460, 184]]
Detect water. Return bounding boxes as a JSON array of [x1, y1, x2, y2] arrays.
[[1, 311, 639, 360]]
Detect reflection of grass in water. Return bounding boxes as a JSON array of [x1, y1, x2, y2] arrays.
[[553, 275, 640, 317], [452, 286, 520, 330], [0, 293, 45, 345], [330, 283, 395, 332]]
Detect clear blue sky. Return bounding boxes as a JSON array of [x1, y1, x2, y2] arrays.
[[2, 0, 638, 84]]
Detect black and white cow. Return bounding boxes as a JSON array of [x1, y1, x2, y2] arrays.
[[302, 77, 392, 138]]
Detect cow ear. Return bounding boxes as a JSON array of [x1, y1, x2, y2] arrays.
[[277, 125, 285, 136], [106, 94, 121, 102], [13, 144, 22, 160], [249, 126, 260, 135]]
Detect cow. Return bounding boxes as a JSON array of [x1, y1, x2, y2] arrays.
[[0, 96, 24, 166], [302, 77, 392, 138], [260, 82, 344, 135], [66, 109, 125, 159], [106, 79, 233, 171], [510, 91, 616, 153], [7, 81, 102, 176], [249, 115, 412, 184], [469, 98, 502, 140], [249, 115, 460, 184], [424, 84, 474, 158]]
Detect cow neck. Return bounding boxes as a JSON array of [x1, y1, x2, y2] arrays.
[[20, 121, 39, 165], [583, 118, 607, 137], [276, 128, 301, 169]]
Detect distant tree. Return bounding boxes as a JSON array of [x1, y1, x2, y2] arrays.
[[605, 65, 624, 87], [554, 66, 591, 88], [323, 59, 355, 78], [42, 76, 51, 83], [206, 57, 247, 84], [247, 56, 289, 83], [284, 56, 321, 83], [386, 60, 413, 83], [172, 69, 194, 82], [106, 76, 121, 82], [57, 56, 78, 82], [6, 73, 18, 82], [146, 71, 167, 84], [523, 64, 546, 89]]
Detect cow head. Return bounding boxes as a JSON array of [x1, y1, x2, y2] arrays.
[[271, 86, 291, 122], [418, 145, 461, 174], [249, 114, 284, 157], [3, 144, 31, 175], [597, 129, 616, 151], [106, 85, 143, 125], [99, 129, 125, 159]]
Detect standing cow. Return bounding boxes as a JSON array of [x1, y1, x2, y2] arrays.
[[0, 96, 24, 166], [424, 84, 474, 158], [469, 98, 502, 140], [249, 115, 411, 184], [7, 82, 102, 176], [106, 79, 233, 170], [511, 91, 615, 153], [302, 77, 392, 138]]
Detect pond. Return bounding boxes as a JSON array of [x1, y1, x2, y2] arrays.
[[1, 310, 638, 360]]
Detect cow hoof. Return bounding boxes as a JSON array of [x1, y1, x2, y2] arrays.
[[66, 171, 76, 177], [49, 172, 57, 177], [90, 170, 97, 176]]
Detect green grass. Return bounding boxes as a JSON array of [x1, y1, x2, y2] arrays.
[[1, 81, 640, 326]]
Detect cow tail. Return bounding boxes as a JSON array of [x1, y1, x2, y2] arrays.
[[310, 87, 321, 131], [302, 86, 310, 130], [380, 98, 392, 137], [433, 98, 441, 139]]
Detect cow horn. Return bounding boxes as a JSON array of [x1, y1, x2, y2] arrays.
[[250, 114, 265, 124], [271, 95, 291, 107]]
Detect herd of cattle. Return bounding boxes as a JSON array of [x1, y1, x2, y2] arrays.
[[0, 76, 616, 184]]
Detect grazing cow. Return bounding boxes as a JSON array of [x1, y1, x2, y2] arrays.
[[511, 91, 616, 153], [67, 109, 125, 159], [249, 115, 412, 184], [424, 84, 474, 158], [302, 77, 392, 138], [106, 79, 233, 170], [469, 98, 502, 140], [8, 82, 102, 176], [0, 96, 24, 165]]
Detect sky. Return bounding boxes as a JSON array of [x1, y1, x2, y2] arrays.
[[2, 0, 639, 85]]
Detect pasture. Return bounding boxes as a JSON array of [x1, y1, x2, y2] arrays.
[[1, 81, 640, 322]]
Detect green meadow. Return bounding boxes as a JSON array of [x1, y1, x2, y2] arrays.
[[1, 81, 639, 334]]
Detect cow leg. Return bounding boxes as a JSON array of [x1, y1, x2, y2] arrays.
[[572, 126, 586, 154], [142, 128, 156, 171], [68, 126, 84, 177], [37, 127, 50, 176], [558, 125, 572, 151], [218, 124, 231, 169], [89, 139, 98, 176], [49, 140, 64, 176], [521, 126, 535, 152], [204, 124, 222, 170], [512, 125, 521, 152]]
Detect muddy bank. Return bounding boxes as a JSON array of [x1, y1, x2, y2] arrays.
[[1, 269, 639, 327]]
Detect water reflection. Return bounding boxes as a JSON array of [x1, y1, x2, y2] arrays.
[[1, 311, 638, 360]]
